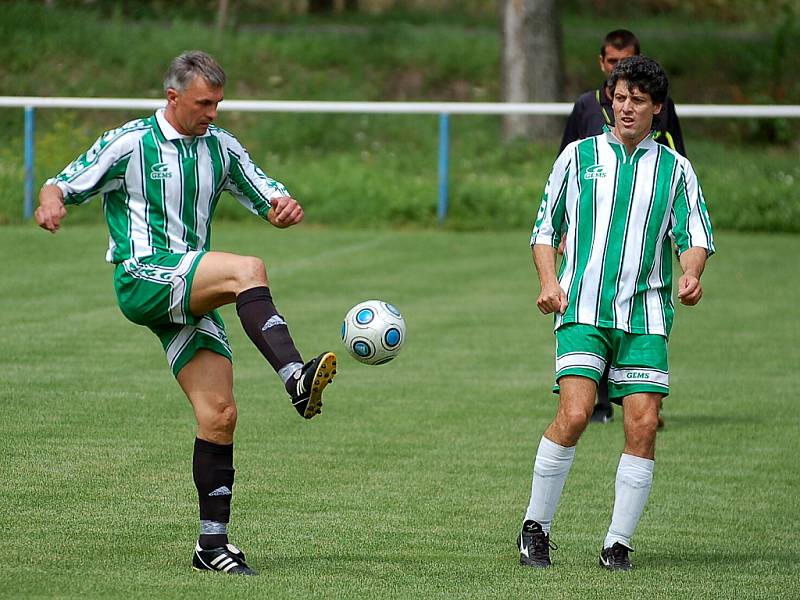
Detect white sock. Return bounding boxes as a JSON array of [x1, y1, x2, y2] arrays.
[[604, 453, 655, 550], [523, 436, 576, 534]]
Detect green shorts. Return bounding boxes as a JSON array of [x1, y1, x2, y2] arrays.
[[554, 323, 669, 402], [113, 251, 232, 377]]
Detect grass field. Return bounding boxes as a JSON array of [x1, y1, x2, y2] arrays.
[[2, 222, 799, 599]]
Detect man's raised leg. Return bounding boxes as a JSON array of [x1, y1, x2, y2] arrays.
[[188, 251, 335, 418]]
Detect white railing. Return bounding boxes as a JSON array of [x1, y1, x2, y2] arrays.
[[4, 96, 800, 221]]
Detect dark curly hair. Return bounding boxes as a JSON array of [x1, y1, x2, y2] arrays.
[[608, 56, 668, 105]]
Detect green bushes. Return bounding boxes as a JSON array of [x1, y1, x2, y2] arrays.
[[1, 2, 798, 231]]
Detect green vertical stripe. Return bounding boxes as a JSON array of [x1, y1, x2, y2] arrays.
[[180, 139, 199, 248], [102, 155, 133, 263], [671, 169, 691, 252], [597, 158, 636, 325], [228, 151, 271, 217], [205, 136, 227, 251], [550, 173, 570, 244], [630, 148, 676, 331], [659, 243, 673, 335], [142, 130, 167, 250], [563, 138, 597, 324], [206, 135, 226, 198]]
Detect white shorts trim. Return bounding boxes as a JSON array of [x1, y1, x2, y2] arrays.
[[556, 351, 607, 375], [608, 367, 669, 387]]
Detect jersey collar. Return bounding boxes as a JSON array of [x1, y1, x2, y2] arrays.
[[154, 108, 210, 141], [603, 124, 658, 149]]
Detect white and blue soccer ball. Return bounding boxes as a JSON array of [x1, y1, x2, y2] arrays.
[[341, 300, 406, 365]]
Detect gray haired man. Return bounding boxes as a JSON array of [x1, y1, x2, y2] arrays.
[[36, 51, 337, 575]]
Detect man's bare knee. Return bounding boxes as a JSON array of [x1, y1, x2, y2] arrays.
[[626, 411, 659, 439], [623, 410, 659, 457], [231, 256, 269, 295], [201, 404, 237, 442], [234, 256, 268, 291], [217, 403, 238, 433], [561, 405, 592, 437]]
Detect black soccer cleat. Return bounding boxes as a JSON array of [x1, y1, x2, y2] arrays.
[[590, 402, 614, 424], [517, 520, 557, 568], [599, 542, 633, 571], [192, 543, 257, 575], [289, 351, 337, 419]]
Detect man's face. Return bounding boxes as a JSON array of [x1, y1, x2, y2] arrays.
[[599, 45, 637, 79], [611, 80, 662, 146], [166, 76, 223, 136]]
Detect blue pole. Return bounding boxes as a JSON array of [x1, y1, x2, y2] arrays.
[[24, 106, 35, 220], [437, 112, 449, 224]]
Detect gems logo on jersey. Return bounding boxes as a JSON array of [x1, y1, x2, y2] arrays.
[[150, 162, 173, 179], [584, 164, 607, 179]]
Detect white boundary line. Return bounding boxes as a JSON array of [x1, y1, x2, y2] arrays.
[[2, 97, 800, 118]]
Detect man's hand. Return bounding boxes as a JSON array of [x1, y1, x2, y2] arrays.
[[537, 280, 568, 315], [35, 184, 67, 233], [267, 196, 304, 229], [532, 243, 568, 315], [677, 274, 703, 305], [677, 246, 708, 306]]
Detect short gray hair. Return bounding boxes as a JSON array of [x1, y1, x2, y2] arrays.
[[163, 50, 226, 93]]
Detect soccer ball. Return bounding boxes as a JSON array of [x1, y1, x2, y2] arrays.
[[341, 300, 406, 365]]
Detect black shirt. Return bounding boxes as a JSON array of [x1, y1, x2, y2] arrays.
[[559, 85, 687, 157]]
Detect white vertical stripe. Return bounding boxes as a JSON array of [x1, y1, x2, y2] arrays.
[[167, 252, 199, 324], [163, 141, 188, 253], [576, 143, 614, 326], [129, 142, 152, 258], [615, 157, 653, 328], [165, 326, 195, 368], [194, 140, 215, 249]]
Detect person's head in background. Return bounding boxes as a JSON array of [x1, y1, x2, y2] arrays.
[[599, 29, 640, 80]]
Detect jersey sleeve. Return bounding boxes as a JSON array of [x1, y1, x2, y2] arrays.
[[670, 159, 715, 257], [530, 146, 572, 248], [45, 125, 139, 205], [221, 135, 289, 219]]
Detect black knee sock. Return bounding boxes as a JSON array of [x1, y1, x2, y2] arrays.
[[193, 438, 234, 549], [236, 286, 303, 377]]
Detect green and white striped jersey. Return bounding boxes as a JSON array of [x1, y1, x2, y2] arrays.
[[531, 129, 714, 337], [47, 109, 289, 263]]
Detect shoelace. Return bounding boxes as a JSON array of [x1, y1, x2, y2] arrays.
[[609, 544, 629, 563], [529, 531, 558, 556]]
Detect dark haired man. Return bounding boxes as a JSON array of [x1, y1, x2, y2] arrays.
[[517, 56, 713, 571], [35, 50, 337, 575], [560, 29, 686, 425]]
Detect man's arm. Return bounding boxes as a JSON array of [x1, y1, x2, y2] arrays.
[[677, 246, 707, 306], [532, 244, 568, 315], [221, 134, 304, 229], [35, 184, 67, 233]]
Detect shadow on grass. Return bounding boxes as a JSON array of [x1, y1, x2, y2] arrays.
[[657, 412, 768, 429], [642, 549, 800, 569]]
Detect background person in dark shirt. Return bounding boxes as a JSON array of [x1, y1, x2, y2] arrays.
[[558, 29, 685, 425], [559, 29, 686, 157]]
